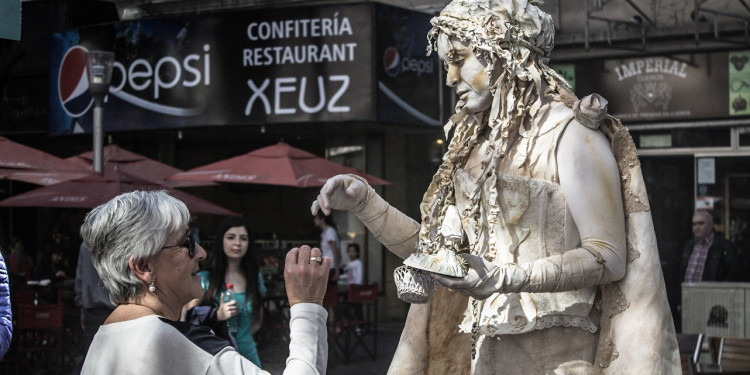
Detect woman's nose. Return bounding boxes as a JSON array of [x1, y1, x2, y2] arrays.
[[196, 243, 207, 260], [446, 65, 460, 87]]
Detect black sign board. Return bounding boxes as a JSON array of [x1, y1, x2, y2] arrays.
[[48, 4, 387, 134], [575, 53, 730, 122]]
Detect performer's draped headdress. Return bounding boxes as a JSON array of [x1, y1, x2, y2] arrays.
[[406, 0, 576, 275]]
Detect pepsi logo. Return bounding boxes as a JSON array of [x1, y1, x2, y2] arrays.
[[58, 46, 93, 118], [383, 47, 400, 77]]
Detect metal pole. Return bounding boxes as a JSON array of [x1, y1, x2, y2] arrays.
[[85, 50, 114, 173], [585, 0, 590, 51], [695, 0, 700, 45], [93, 103, 104, 173]]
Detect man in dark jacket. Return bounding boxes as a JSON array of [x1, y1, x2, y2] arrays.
[[71, 242, 115, 374], [0, 251, 12, 359], [680, 211, 742, 282]]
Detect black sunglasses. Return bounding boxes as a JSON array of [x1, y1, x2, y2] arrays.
[[161, 230, 196, 258]]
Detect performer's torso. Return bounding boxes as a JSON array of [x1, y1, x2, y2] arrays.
[[453, 101, 598, 336]]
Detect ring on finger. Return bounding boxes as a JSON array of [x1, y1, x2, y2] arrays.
[[310, 256, 323, 264]]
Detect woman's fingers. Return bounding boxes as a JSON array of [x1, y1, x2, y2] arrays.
[[284, 245, 330, 306], [286, 246, 300, 265], [297, 245, 312, 264]]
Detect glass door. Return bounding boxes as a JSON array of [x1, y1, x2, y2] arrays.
[[695, 156, 750, 244]]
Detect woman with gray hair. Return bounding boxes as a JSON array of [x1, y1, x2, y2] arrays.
[[80, 190, 330, 375]]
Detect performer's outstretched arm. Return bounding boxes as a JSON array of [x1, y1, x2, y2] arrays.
[[312, 175, 420, 260]]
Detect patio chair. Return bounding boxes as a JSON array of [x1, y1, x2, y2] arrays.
[[709, 336, 750, 371], [331, 283, 379, 364], [676, 333, 703, 375]]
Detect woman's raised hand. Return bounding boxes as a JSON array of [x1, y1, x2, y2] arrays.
[[216, 292, 238, 321], [284, 245, 330, 306], [311, 174, 370, 216]]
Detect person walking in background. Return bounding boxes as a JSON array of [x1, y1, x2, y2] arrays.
[[186, 216, 267, 367], [33, 248, 73, 282], [345, 243, 363, 286], [313, 211, 340, 282], [72, 242, 116, 374], [8, 236, 34, 282], [680, 210, 742, 283], [0, 250, 12, 359], [79, 191, 329, 374]]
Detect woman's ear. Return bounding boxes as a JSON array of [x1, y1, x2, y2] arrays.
[[129, 256, 154, 285]]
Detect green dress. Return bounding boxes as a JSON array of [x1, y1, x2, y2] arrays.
[[198, 270, 267, 367]]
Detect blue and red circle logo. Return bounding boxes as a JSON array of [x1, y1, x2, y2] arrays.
[[58, 46, 93, 118], [383, 47, 401, 77]]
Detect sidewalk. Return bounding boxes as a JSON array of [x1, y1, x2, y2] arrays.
[[257, 322, 403, 375]]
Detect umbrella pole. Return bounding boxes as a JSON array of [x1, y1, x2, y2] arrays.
[[276, 189, 282, 249]]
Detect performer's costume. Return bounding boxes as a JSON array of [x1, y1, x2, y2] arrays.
[[323, 0, 681, 373], [387, 0, 680, 372], [388, 96, 681, 374]]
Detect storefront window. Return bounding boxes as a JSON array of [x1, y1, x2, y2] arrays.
[[739, 132, 750, 147], [632, 127, 731, 148]]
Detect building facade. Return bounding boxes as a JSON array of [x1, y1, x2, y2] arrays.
[[2, 0, 750, 322]]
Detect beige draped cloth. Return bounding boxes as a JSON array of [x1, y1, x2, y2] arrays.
[[387, 95, 680, 375]]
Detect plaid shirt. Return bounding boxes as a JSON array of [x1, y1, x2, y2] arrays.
[[684, 232, 714, 282]]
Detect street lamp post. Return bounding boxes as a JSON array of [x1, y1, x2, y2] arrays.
[[85, 50, 115, 173]]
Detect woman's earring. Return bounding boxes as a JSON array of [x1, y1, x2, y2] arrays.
[[149, 280, 156, 292]]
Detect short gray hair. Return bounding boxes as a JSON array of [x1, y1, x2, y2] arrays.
[[80, 190, 190, 304], [694, 210, 714, 224]]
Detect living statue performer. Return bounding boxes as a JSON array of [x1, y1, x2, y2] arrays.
[[312, 0, 680, 373]]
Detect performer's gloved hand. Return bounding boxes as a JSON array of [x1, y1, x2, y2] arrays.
[[311, 174, 371, 216], [430, 253, 497, 300]]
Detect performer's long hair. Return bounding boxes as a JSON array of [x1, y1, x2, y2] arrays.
[[417, 0, 577, 258]]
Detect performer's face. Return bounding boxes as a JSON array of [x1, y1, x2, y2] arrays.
[[437, 33, 493, 114]]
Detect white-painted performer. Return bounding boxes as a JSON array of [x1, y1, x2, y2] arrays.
[[312, 0, 680, 373]]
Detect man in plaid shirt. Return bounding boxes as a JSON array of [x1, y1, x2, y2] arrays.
[[676, 210, 742, 331], [680, 211, 741, 283]]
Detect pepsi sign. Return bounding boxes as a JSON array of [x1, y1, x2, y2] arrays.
[[382, 46, 434, 78], [48, 5, 374, 135], [384, 47, 401, 77], [56, 44, 212, 121], [58, 46, 94, 118], [376, 5, 441, 126]]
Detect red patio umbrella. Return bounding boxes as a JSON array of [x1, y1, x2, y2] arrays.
[[66, 144, 215, 188], [0, 136, 92, 185], [168, 142, 392, 188], [0, 169, 238, 216]]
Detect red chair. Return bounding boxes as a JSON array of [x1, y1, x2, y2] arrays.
[[14, 301, 65, 372], [15, 287, 35, 305], [331, 283, 379, 364]]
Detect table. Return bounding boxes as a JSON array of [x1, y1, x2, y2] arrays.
[[696, 364, 750, 374]]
